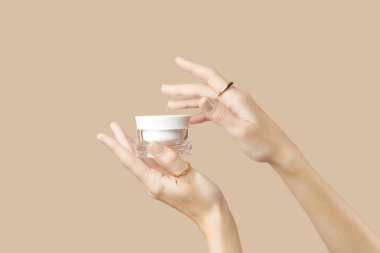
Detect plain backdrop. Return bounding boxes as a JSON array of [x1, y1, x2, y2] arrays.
[[1, 0, 379, 252]]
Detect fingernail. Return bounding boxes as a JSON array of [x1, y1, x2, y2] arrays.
[[150, 141, 164, 154], [202, 98, 214, 112], [96, 133, 103, 141]]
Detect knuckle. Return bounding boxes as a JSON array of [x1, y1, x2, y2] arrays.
[[213, 107, 228, 123], [209, 67, 218, 75], [206, 67, 218, 79], [233, 90, 251, 103]]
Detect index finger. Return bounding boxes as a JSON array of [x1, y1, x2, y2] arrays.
[[175, 56, 232, 92], [97, 133, 149, 184]]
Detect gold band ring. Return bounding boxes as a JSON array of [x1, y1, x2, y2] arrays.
[[172, 161, 192, 184], [217, 81, 234, 97]]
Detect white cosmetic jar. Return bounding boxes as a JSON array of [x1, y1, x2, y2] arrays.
[[135, 115, 192, 158]]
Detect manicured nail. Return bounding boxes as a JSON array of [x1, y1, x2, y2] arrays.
[[202, 98, 214, 112], [96, 133, 103, 141], [150, 141, 164, 154]]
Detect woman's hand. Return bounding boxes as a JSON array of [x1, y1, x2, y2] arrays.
[[97, 122, 243, 253], [96, 122, 225, 225], [161, 57, 380, 253], [161, 57, 299, 170]]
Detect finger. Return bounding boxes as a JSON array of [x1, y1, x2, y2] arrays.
[[141, 157, 171, 176], [175, 57, 223, 85], [148, 141, 192, 177], [110, 122, 134, 152], [96, 133, 149, 184], [175, 56, 234, 93], [161, 83, 216, 98], [167, 98, 200, 109], [198, 97, 246, 136], [190, 112, 209, 124]]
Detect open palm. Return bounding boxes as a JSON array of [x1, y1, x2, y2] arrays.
[[97, 122, 224, 223]]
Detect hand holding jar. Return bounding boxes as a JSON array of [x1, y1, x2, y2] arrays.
[[96, 122, 243, 253]]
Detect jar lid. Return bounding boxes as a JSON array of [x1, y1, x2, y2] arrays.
[[135, 115, 191, 130]]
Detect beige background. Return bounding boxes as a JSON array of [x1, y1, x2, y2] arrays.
[[1, 0, 379, 252]]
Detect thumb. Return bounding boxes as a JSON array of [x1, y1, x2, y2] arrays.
[[199, 97, 242, 134]]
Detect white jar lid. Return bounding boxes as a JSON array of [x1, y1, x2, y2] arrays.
[[135, 115, 191, 130]]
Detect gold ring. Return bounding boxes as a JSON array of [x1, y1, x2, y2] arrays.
[[172, 161, 192, 184], [217, 81, 234, 97]]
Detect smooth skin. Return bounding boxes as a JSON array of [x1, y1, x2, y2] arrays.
[[98, 56, 380, 253], [97, 123, 243, 253], [160, 56, 380, 253]]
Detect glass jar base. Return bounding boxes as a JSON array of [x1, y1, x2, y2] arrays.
[[135, 139, 192, 158]]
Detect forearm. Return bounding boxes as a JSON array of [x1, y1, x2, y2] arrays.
[[271, 147, 380, 253], [196, 201, 243, 253]]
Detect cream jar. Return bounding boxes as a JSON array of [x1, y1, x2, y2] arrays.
[[135, 115, 192, 158]]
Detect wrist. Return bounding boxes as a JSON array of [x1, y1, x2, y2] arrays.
[[195, 199, 243, 253], [195, 198, 232, 236], [269, 139, 310, 177]]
